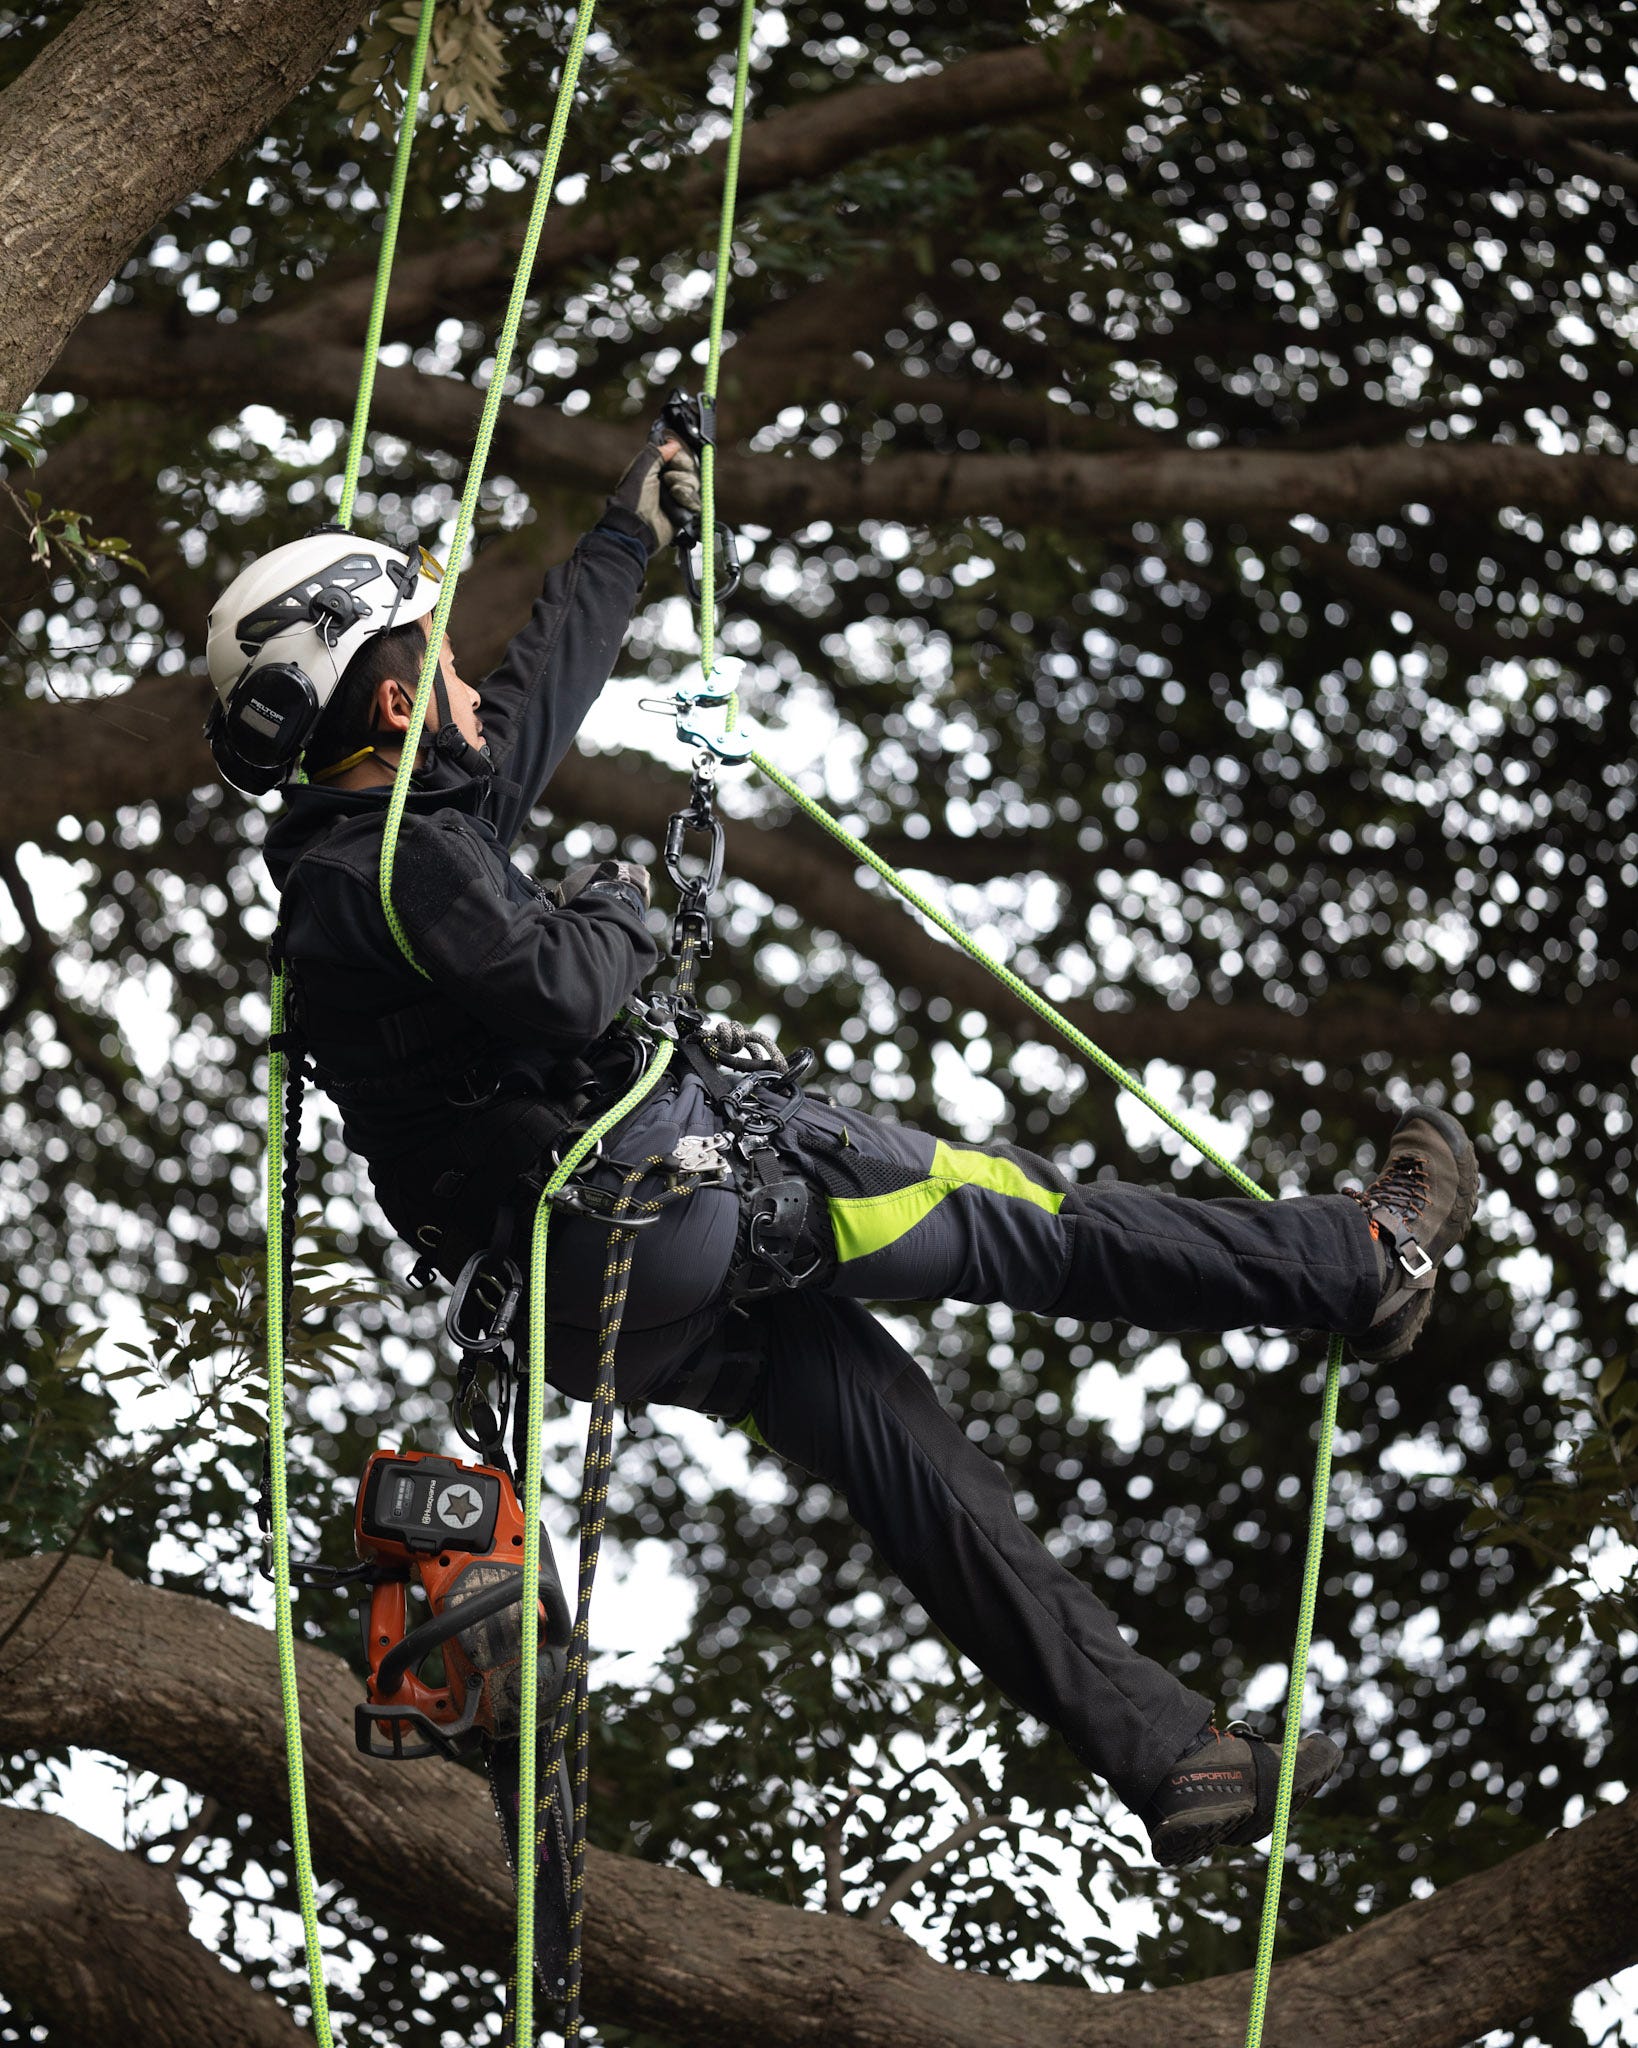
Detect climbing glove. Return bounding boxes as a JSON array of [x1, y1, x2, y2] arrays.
[[607, 440, 703, 554], [561, 859, 652, 916]]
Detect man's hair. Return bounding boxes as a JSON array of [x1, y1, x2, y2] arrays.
[[307, 621, 428, 772]]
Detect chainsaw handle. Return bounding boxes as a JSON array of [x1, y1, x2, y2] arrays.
[[375, 1570, 569, 1702]]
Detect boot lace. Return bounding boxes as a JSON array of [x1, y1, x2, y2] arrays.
[[1345, 1150, 1431, 1228]]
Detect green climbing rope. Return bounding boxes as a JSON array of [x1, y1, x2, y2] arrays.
[[376, 0, 600, 972], [695, 0, 756, 682], [338, 0, 438, 531], [681, 4, 1340, 2038], [513, 1038, 674, 2048], [743, 743, 1345, 2037], [264, 975, 335, 2047], [263, 11, 443, 2036]]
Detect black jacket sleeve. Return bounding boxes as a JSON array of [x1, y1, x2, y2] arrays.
[[391, 812, 659, 1048], [472, 518, 649, 848]]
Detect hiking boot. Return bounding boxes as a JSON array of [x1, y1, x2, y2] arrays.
[[1141, 1722, 1343, 1867], [1346, 1103, 1479, 1365]]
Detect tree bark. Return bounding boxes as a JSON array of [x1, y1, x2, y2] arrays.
[[0, 1806, 308, 2048], [2, 1554, 1636, 2048], [0, 0, 374, 410]]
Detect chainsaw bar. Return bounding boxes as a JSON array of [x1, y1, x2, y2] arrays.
[[486, 1731, 575, 2006]]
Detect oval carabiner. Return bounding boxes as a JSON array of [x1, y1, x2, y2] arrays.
[[664, 805, 726, 897]]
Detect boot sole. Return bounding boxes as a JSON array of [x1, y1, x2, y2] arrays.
[[1150, 1736, 1343, 1867], [1351, 1106, 1480, 1365]]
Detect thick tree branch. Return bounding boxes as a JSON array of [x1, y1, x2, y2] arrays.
[[2, 635, 1627, 1068], [282, 26, 1177, 347], [1127, 0, 1638, 188], [3, 1555, 1638, 2048], [0, 0, 375, 410], [53, 316, 1638, 538], [546, 750, 1635, 1071], [0, 1806, 307, 2048]]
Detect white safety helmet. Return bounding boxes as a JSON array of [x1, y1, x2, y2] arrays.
[[204, 530, 444, 793]]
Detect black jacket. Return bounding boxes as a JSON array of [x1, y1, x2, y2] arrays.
[[264, 519, 660, 1272]]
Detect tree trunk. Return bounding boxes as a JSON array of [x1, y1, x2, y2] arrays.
[[0, 0, 374, 410]]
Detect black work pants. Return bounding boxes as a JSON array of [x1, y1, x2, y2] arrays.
[[545, 1079, 1379, 1811]]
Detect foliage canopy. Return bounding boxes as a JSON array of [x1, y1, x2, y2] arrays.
[[0, 2, 1634, 2043]]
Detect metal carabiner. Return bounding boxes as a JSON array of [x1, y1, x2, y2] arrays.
[[664, 803, 726, 900], [677, 525, 742, 608], [444, 1251, 523, 1355]]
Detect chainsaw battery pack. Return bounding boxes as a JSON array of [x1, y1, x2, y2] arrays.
[[359, 1452, 504, 1557]]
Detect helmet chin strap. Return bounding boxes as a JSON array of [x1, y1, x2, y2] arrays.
[[354, 660, 493, 783], [428, 660, 493, 779]]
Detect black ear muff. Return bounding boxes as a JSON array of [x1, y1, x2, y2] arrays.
[[205, 662, 322, 794]]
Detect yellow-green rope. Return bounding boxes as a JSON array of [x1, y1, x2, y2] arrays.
[[683, 3, 1341, 2035], [376, 0, 601, 973], [264, 10, 441, 2035], [513, 1039, 675, 2047], [264, 976, 334, 2046], [695, 0, 756, 682], [337, 0, 438, 531]]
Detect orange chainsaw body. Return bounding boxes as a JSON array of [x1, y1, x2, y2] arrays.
[[352, 1447, 569, 1760]]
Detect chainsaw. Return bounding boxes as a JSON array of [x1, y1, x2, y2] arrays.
[[296, 1447, 578, 1994]]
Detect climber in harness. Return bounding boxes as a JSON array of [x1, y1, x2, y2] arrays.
[[210, 427, 1479, 1870]]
